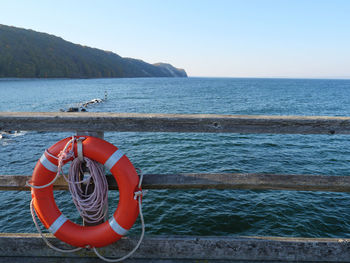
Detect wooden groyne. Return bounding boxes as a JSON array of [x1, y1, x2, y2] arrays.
[[1, 112, 350, 262]]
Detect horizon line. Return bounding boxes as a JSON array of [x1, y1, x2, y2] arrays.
[[188, 76, 350, 80]]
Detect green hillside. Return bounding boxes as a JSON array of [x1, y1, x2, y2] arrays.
[[0, 24, 187, 78]]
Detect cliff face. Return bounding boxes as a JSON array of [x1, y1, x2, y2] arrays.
[[0, 24, 187, 78], [123, 58, 187, 78], [153, 63, 187, 77]]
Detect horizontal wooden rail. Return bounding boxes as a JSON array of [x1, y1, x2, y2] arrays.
[[2, 112, 350, 134], [0, 234, 349, 262], [2, 173, 350, 192]]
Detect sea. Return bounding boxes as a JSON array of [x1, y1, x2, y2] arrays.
[[0, 77, 350, 238]]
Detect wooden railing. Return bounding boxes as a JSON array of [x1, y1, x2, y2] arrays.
[[1, 112, 350, 262], [2, 112, 350, 134]]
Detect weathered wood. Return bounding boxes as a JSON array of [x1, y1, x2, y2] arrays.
[[1, 173, 350, 192], [0, 234, 349, 262], [1, 112, 350, 134], [142, 173, 350, 192]]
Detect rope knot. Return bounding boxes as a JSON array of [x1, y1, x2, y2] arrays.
[[134, 190, 143, 200], [58, 151, 72, 161], [134, 190, 148, 200]]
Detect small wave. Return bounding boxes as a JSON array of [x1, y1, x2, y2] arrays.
[[11, 131, 28, 137], [1, 131, 27, 138]]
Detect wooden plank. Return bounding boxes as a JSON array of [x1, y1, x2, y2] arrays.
[[142, 173, 350, 192], [1, 112, 350, 134], [0, 234, 349, 262], [1, 173, 350, 192]]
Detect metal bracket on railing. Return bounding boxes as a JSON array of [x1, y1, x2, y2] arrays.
[[76, 131, 104, 139]]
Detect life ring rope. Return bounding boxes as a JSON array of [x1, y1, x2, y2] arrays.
[[30, 171, 146, 261], [93, 190, 145, 262], [30, 199, 83, 253], [28, 136, 146, 261]]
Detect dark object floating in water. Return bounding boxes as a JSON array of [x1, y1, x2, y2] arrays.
[[60, 107, 87, 112], [67, 107, 79, 112]]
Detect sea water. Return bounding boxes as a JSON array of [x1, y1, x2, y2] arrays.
[[0, 77, 349, 237]]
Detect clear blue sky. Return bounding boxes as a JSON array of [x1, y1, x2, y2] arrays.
[[1, 0, 350, 78]]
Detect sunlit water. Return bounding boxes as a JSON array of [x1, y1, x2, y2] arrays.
[[0, 77, 349, 237]]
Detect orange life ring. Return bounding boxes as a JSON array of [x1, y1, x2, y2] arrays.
[[30, 136, 140, 248]]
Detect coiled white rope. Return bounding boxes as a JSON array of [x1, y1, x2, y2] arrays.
[[68, 157, 109, 224]]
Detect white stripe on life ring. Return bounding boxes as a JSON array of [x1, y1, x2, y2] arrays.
[[104, 149, 124, 171], [40, 154, 58, 173], [108, 216, 128, 236], [49, 214, 68, 234]]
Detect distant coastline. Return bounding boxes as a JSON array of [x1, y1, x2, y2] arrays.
[[0, 24, 187, 79]]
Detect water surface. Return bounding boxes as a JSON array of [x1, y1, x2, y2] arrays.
[[0, 77, 349, 237]]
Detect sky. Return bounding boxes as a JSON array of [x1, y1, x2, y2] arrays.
[[1, 0, 350, 78]]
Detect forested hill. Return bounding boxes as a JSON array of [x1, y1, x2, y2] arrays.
[[0, 24, 187, 78]]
